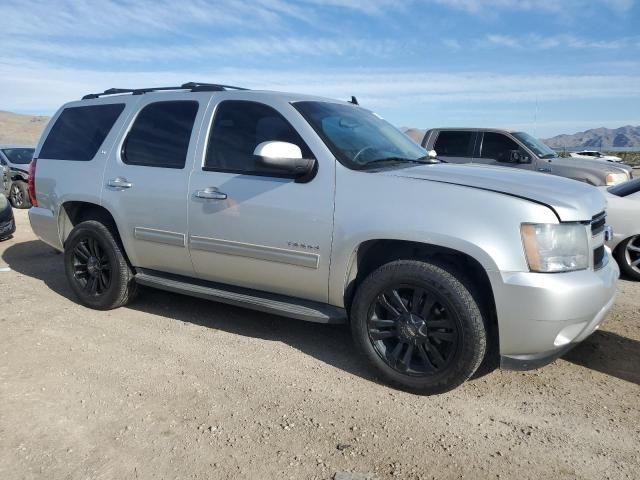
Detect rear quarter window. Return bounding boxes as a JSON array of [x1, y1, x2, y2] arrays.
[[122, 101, 199, 169], [434, 131, 475, 157], [40, 104, 125, 161]]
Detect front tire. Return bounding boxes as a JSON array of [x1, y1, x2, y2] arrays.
[[351, 260, 487, 394], [9, 181, 31, 209], [64, 220, 137, 310], [616, 235, 640, 281]]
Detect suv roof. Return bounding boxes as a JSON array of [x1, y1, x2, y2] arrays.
[[428, 127, 522, 134], [78, 81, 346, 106], [81, 82, 248, 99]]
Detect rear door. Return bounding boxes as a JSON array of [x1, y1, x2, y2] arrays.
[[187, 98, 335, 302], [102, 95, 208, 277], [431, 130, 477, 164]]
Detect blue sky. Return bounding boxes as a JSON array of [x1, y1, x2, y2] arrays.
[[0, 0, 639, 137]]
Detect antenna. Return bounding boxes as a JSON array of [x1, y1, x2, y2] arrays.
[[349, 96, 359, 105]]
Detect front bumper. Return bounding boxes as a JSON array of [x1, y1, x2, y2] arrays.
[[490, 252, 619, 370]]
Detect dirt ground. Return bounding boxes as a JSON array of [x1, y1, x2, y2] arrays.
[[0, 208, 638, 480]]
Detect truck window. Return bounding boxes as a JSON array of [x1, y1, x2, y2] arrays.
[[205, 100, 313, 175], [123, 101, 198, 169], [434, 131, 475, 157], [480, 132, 520, 161], [40, 104, 125, 161]]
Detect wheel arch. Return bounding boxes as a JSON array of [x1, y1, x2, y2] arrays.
[[59, 201, 122, 249], [343, 239, 500, 365]]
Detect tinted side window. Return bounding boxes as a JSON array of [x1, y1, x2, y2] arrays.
[[205, 101, 313, 175], [434, 131, 475, 157], [480, 132, 520, 161], [40, 104, 125, 161], [123, 101, 199, 169]]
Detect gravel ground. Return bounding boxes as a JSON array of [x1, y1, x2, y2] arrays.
[[1, 208, 639, 480]]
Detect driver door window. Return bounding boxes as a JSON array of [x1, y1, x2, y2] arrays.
[[479, 132, 520, 162], [205, 101, 313, 176]]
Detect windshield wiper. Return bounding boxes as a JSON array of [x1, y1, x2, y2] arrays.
[[358, 156, 435, 170]]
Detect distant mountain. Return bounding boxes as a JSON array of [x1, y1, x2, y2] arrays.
[[543, 125, 640, 149], [0, 111, 50, 145]]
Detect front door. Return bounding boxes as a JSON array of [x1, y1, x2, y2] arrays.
[[187, 99, 335, 302], [475, 132, 535, 171]]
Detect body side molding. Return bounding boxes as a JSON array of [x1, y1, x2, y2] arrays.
[[134, 227, 186, 247], [189, 235, 320, 269]]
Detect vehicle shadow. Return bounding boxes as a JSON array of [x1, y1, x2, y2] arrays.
[[563, 330, 640, 385], [2, 240, 382, 385]]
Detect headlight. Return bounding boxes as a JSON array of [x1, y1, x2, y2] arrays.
[[521, 223, 589, 272], [606, 172, 629, 186]]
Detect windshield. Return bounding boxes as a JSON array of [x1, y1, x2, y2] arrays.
[[293, 101, 432, 170], [2, 148, 35, 165], [512, 132, 557, 159]]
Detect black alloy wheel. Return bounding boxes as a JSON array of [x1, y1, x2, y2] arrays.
[[64, 220, 137, 310], [71, 236, 112, 296], [351, 259, 487, 394], [367, 285, 459, 376]]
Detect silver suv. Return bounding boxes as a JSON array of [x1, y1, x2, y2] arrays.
[[29, 83, 618, 394]]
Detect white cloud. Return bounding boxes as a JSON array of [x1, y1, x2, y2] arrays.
[[485, 33, 639, 49], [486, 34, 521, 48], [432, 0, 634, 14], [0, 0, 312, 39], [2, 59, 639, 114], [1, 36, 398, 64]]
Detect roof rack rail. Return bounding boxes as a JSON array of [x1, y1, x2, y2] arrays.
[[81, 82, 249, 100]]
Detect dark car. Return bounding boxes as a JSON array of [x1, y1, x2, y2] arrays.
[[0, 193, 16, 240], [0, 145, 35, 209]]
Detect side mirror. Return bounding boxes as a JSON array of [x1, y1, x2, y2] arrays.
[[509, 150, 530, 163], [253, 141, 316, 178], [427, 149, 438, 160]]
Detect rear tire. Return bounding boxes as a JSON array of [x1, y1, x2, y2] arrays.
[[615, 235, 640, 281], [9, 181, 31, 209], [64, 220, 137, 310], [350, 259, 487, 395]]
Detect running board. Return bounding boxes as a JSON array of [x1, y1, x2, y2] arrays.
[[134, 269, 347, 324]]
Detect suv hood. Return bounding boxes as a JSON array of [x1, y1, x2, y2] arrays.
[[384, 163, 605, 222]]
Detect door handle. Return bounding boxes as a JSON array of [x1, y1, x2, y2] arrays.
[[195, 188, 227, 200], [537, 167, 552, 172], [107, 177, 133, 189]]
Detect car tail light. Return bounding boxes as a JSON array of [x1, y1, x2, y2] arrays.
[[28, 158, 38, 207]]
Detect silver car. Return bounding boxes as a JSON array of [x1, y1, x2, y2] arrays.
[[28, 83, 618, 394], [600, 178, 640, 280]]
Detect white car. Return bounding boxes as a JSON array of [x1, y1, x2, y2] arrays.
[[571, 150, 623, 163], [601, 178, 640, 280]]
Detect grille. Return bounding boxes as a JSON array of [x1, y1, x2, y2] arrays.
[[591, 212, 606, 236], [591, 211, 607, 270]]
